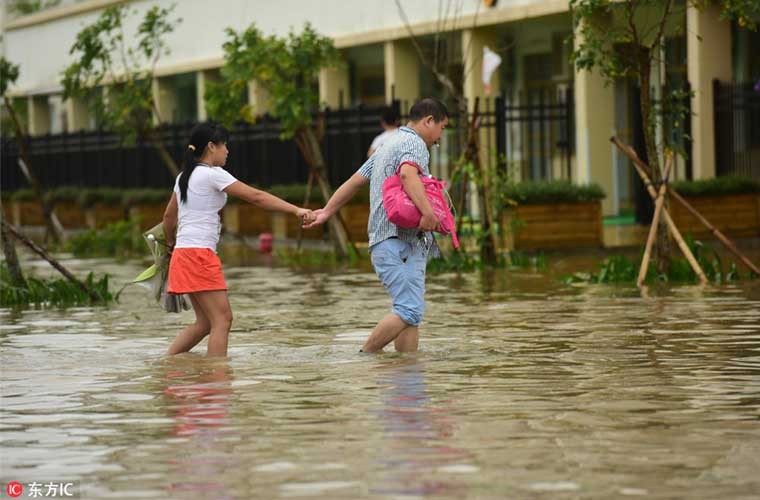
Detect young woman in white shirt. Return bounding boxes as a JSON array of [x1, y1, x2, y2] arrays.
[[162, 122, 314, 357]]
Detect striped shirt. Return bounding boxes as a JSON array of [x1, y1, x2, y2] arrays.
[[357, 126, 438, 256]]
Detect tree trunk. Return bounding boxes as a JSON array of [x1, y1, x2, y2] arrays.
[[146, 130, 180, 178], [4, 96, 65, 244], [0, 208, 25, 287], [638, 49, 671, 274], [455, 98, 498, 264], [294, 126, 354, 257]]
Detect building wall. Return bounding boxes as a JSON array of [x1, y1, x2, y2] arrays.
[[2, 0, 566, 95]]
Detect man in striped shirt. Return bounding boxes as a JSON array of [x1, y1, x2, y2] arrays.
[[305, 98, 449, 353]]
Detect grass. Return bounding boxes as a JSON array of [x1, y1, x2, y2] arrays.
[[563, 237, 753, 285]]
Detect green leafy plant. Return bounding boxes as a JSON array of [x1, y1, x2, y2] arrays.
[[0, 263, 114, 308], [563, 237, 750, 285], [671, 176, 760, 197], [501, 180, 606, 205], [77, 187, 125, 208], [7, 0, 60, 15], [66, 219, 146, 258], [206, 23, 353, 255], [570, 0, 758, 274], [62, 4, 182, 176]]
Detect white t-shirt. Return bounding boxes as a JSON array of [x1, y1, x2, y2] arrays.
[[369, 129, 398, 154], [173, 165, 237, 251]]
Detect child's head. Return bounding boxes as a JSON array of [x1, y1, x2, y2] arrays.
[[408, 98, 449, 147], [381, 106, 400, 128], [178, 122, 230, 203], [186, 122, 230, 167]]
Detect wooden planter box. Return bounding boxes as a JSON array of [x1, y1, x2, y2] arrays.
[[341, 203, 370, 243], [223, 203, 326, 240], [53, 201, 87, 228], [129, 203, 168, 231], [500, 201, 603, 250], [11, 201, 45, 227], [223, 204, 272, 236], [670, 193, 760, 239], [85, 203, 126, 229]]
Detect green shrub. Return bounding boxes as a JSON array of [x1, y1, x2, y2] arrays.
[[49, 186, 81, 204], [671, 176, 760, 197], [9, 188, 36, 202], [502, 180, 606, 205], [0, 263, 114, 308], [78, 187, 125, 208], [66, 219, 146, 258], [122, 188, 170, 206]]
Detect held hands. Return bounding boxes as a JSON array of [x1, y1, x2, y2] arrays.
[[297, 208, 317, 225], [302, 208, 330, 229]]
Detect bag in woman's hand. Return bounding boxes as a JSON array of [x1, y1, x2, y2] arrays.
[[382, 161, 459, 249]]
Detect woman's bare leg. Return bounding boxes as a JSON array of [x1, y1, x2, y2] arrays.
[[193, 290, 233, 357], [167, 295, 211, 355]]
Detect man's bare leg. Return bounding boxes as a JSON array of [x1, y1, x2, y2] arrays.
[[394, 326, 419, 352], [362, 313, 409, 353]]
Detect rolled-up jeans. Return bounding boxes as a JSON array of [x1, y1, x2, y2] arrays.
[[370, 237, 427, 326]]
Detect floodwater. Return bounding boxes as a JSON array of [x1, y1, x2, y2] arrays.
[[2, 248, 760, 499]]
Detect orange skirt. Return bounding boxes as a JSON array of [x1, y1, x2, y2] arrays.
[[167, 248, 227, 294]]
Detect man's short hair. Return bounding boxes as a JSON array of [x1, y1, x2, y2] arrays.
[[381, 106, 400, 126], [408, 97, 449, 123]]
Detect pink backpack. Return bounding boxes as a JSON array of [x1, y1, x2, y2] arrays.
[[382, 161, 460, 249]]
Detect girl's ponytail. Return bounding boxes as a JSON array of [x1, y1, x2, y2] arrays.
[[177, 122, 230, 203]]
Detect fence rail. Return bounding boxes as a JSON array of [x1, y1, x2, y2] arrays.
[[2, 92, 576, 193]]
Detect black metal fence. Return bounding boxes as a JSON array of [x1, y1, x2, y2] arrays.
[[714, 79, 760, 179], [2, 92, 575, 193], [1, 107, 387, 192], [499, 87, 574, 181]]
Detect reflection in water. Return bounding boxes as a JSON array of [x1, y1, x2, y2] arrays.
[[370, 358, 470, 497], [1, 254, 760, 498], [161, 357, 234, 499]]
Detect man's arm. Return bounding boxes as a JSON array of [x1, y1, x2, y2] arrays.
[[303, 172, 368, 228], [399, 164, 439, 232]]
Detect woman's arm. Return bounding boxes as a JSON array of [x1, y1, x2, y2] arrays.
[[224, 181, 308, 218], [162, 192, 178, 248]]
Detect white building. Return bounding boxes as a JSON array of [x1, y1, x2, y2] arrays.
[[2, 0, 758, 216]]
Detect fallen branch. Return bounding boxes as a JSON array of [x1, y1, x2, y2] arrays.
[[2, 220, 101, 302]]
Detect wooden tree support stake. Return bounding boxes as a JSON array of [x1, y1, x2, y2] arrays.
[[2, 220, 101, 302], [638, 154, 672, 287], [610, 137, 707, 284], [611, 136, 759, 278]]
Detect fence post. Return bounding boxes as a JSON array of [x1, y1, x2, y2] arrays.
[[565, 87, 573, 181], [713, 78, 721, 177], [495, 94, 506, 171]]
